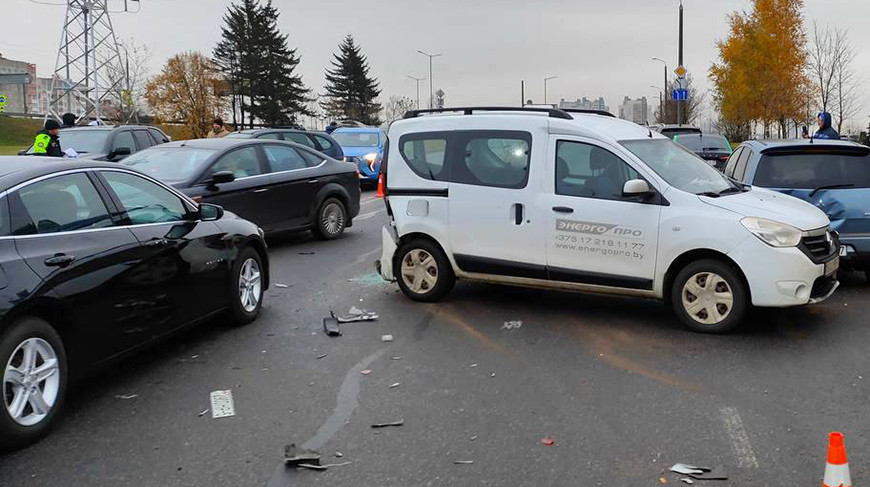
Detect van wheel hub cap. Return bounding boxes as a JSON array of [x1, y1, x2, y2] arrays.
[[4, 338, 60, 426], [682, 272, 733, 324], [401, 249, 438, 294]]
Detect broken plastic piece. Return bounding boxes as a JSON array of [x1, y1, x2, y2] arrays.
[[469, 363, 478, 368], [198, 408, 209, 417], [115, 394, 138, 400], [360, 369, 372, 375], [275, 283, 289, 288], [337, 306, 379, 323], [670, 464, 707, 475], [284, 443, 321, 466], [381, 334, 394, 342], [335, 452, 343, 458], [541, 437, 556, 446], [297, 463, 327, 471], [390, 356, 402, 360], [315, 353, 328, 359], [470, 436, 478, 441], [680, 479, 694, 485], [389, 382, 400, 388], [371, 419, 404, 428], [453, 460, 474, 465], [323, 316, 341, 337]]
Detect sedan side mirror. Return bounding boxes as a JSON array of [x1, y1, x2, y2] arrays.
[[211, 171, 236, 184], [108, 147, 132, 160], [623, 179, 655, 198], [198, 203, 224, 221]]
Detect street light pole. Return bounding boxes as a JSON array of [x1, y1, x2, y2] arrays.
[[650, 85, 663, 123], [407, 75, 426, 109], [418, 51, 442, 109], [652, 57, 667, 123], [544, 75, 557, 105]]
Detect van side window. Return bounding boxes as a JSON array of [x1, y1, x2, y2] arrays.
[[556, 141, 639, 201], [453, 131, 531, 189], [399, 135, 449, 181]]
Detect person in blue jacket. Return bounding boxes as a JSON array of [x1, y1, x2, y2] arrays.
[[814, 112, 840, 139]]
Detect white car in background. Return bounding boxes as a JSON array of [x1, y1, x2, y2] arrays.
[[376, 107, 839, 333]]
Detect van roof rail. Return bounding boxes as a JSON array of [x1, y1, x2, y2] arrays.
[[403, 106, 573, 120], [558, 108, 616, 118]]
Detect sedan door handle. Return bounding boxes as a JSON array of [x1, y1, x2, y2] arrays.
[[552, 206, 574, 213], [308, 179, 319, 184], [144, 238, 168, 248], [44, 254, 75, 267], [253, 188, 269, 193]]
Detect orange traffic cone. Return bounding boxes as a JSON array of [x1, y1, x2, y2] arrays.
[[823, 432, 852, 487], [376, 174, 386, 198]]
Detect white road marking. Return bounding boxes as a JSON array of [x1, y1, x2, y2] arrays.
[[720, 407, 759, 468], [355, 208, 386, 221]]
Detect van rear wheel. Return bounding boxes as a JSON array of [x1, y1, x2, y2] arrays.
[[671, 259, 747, 334], [395, 239, 455, 302]]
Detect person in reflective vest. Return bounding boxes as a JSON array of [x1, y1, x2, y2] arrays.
[[33, 119, 63, 157]]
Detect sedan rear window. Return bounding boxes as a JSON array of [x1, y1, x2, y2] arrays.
[[121, 147, 216, 184], [754, 151, 870, 189]]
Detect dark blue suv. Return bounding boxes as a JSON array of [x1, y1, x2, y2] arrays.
[[725, 139, 870, 280]]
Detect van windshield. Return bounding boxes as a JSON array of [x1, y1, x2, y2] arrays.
[[620, 139, 738, 195]]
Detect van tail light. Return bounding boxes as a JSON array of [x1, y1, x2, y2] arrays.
[[376, 174, 386, 198]]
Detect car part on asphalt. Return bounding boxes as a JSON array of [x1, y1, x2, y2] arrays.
[[360, 369, 372, 375], [670, 464, 707, 475], [389, 382, 400, 388], [284, 443, 322, 466], [315, 353, 328, 360], [371, 420, 404, 428], [337, 306, 379, 323], [454, 460, 474, 465], [323, 314, 341, 337], [198, 409, 209, 417], [209, 390, 236, 419], [114, 394, 139, 400], [680, 479, 694, 485], [381, 334, 394, 342], [540, 437, 556, 446]]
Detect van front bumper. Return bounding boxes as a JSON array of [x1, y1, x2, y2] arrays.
[[728, 235, 838, 307]]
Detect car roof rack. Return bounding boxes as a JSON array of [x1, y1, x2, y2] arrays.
[[403, 106, 573, 120], [558, 108, 616, 118]]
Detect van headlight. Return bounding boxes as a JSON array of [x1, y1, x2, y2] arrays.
[[740, 217, 802, 247]]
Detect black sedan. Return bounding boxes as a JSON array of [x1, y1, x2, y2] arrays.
[[225, 128, 344, 160], [0, 157, 268, 449], [121, 139, 361, 239]]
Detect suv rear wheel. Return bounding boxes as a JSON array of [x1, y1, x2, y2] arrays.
[[671, 259, 748, 334], [395, 239, 455, 302]]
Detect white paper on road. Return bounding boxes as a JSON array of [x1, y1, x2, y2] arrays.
[[210, 390, 236, 418]]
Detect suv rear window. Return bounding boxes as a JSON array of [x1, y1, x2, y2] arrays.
[[400, 135, 449, 181], [754, 151, 870, 189]]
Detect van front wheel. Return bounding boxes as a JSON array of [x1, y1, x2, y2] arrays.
[[395, 239, 455, 302], [671, 259, 747, 334]]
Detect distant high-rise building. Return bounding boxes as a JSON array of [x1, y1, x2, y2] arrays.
[[558, 96, 609, 113], [0, 54, 38, 114], [618, 96, 649, 125]]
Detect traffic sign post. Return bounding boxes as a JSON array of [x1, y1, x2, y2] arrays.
[[672, 89, 688, 101], [674, 65, 687, 78]]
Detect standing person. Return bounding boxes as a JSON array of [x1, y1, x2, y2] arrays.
[[325, 121, 338, 134], [33, 119, 63, 157], [61, 113, 77, 128], [813, 112, 840, 140], [207, 118, 230, 138], [801, 125, 809, 139]]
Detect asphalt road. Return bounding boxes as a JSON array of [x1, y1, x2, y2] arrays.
[[1, 189, 868, 486]]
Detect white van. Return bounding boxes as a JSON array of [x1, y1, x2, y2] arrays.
[[376, 107, 840, 333]]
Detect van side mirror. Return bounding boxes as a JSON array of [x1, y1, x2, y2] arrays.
[[623, 179, 654, 198]]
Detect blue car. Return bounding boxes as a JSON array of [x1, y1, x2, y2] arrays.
[[331, 127, 386, 186], [725, 139, 870, 280]]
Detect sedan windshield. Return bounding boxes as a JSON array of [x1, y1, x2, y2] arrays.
[[754, 151, 870, 189], [674, 134, 732, 152], [332, 132, 379, 147], [620, 139, 737, 195], [121, 147, 217, 184]]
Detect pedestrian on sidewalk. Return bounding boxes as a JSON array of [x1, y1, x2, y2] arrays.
[[207, 117, 231, 138]]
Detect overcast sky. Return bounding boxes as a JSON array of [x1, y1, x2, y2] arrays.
[[3, 0, 869, 130]]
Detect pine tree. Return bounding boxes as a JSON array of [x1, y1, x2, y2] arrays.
[[321, 35, 382, 125], [215, 0, 311, 127]]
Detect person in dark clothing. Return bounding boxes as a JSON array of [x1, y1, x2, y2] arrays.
[[814, 112, 840, 139], [61, 113, 77, 128], [325, 121, 338, 134], [33, 120, 63, 157]]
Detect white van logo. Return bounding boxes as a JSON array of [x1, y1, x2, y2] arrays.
[[556, 219, 644, 238]]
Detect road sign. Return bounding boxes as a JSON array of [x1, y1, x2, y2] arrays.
[[0, 94, 6, 113], [675, 77, 688, 90], [674, 65, 687, 77], [672, 89, 689, 101]]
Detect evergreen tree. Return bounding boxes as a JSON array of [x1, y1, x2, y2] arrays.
[[321, 35, 382, 125], [215, 0, 311, 127]]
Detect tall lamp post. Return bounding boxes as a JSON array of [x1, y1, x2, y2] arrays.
[[652, 57, 668, 122], [407, 75, 426, 109], [417, 51, 442, 109], [650, 85, 663, 124], [544, 75, 557, 105]]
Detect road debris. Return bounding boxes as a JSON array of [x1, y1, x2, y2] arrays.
[[284, 444, 321, 466], [540, 436, 556, 446], [469, 363, 478, 368], [297, 464, 327, 471], [371, 419, 404, 428], [389, 382, 401, 388], [337, 306, 379, 323], [323, 314, 341, 337], [275, 283, 289, 288], [360, 369, 372, 375], [502, 320, 523, 330], [381, 334, 394, 342], [658, 477, 668, 484], [490, 373, 496, 377], [198, 408, 209, 417], [670, 464, 705, 475], [115, 394, 138, 400], [335, 452, 343, 458], [453, 460, 474, 465], [470, 436, 478, 441], [680, 479, 694, 485], [390, 356, 402, 360], [315, 353, 328, 359], [298, 252, 316, 255], [210, 390, 235, 418]]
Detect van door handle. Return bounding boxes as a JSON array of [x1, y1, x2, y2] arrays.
[[44, 254, 75, 267], [552, 206, 574, 213], [514, 203, 524, 225]]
